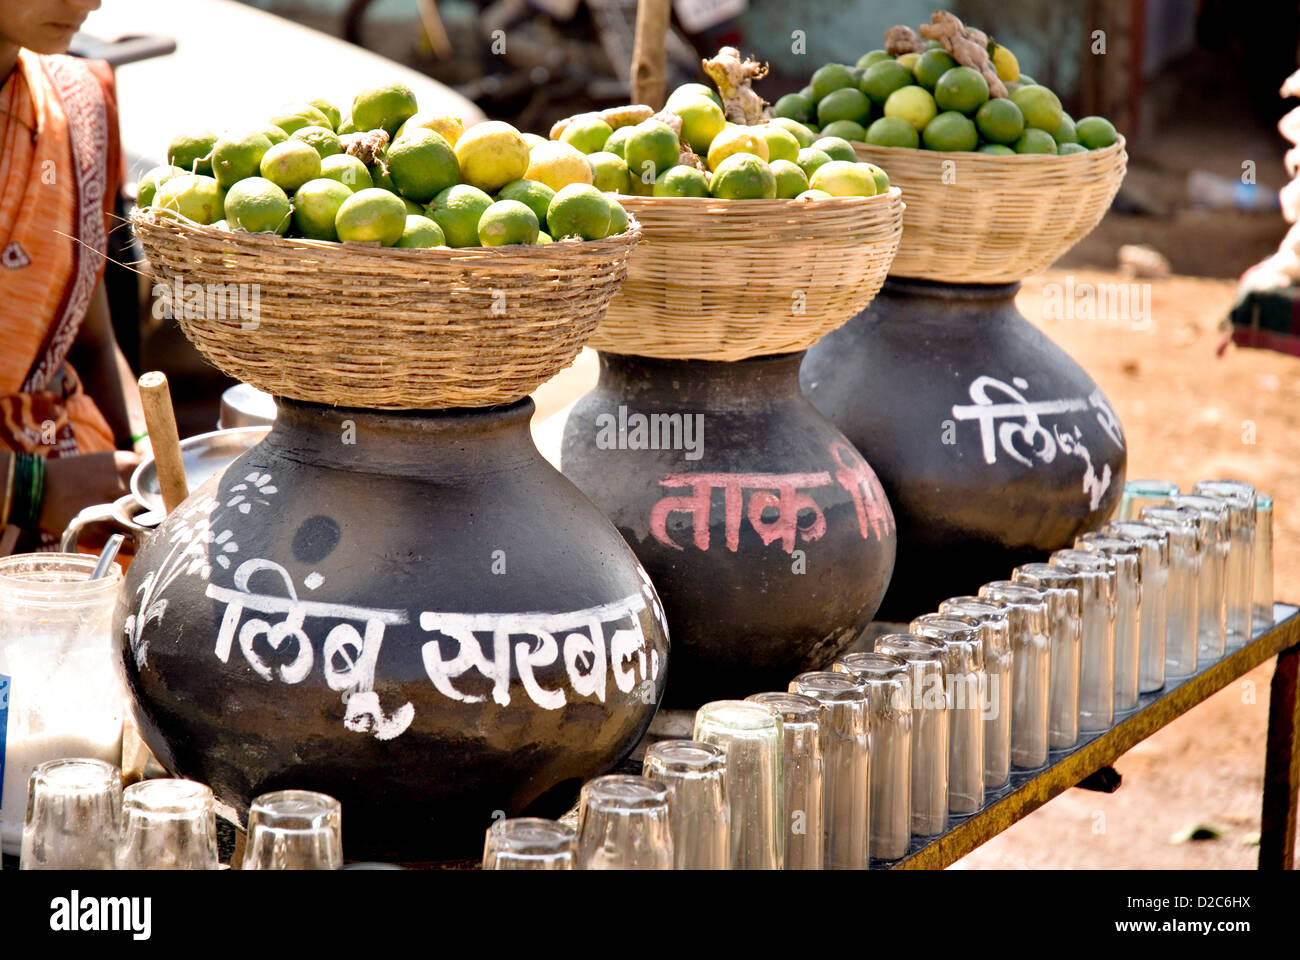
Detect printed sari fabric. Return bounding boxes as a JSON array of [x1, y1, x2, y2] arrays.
[[0, 49, 120, 457]]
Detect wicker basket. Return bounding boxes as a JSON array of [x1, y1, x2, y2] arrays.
[[132, 209, 641, 409], [592, 189, 904, 361], [851, 138, 1127, 284]]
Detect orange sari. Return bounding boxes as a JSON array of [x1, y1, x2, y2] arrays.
[[0, 50, 119, 457]]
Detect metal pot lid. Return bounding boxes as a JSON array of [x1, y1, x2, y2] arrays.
[[131, 426, 271, 513]]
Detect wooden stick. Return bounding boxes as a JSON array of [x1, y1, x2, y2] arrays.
[[137, 371, 189, 515], [631, 0, 671, 110]]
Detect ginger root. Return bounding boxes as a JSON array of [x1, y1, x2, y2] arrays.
[[341, 129, 389, 168], [702, 46, 768, 125], [919, 10, 1007, 98], [885, 25, 924, 55]]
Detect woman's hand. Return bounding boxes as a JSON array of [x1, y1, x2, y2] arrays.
[[38, 450, 142, 539]]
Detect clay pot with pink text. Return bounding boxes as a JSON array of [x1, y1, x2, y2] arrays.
[[538, 351, 896, 706]]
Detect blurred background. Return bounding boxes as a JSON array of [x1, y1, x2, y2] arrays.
[[78, 0, 1300, 867]]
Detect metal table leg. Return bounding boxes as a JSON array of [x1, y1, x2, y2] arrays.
[[1260, 643, 1300, 869]]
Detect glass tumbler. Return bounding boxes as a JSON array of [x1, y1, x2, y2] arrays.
[[938, 596, 1012, 790], [694, 700, 783, 870], [643, 740, 730, 870], [789, 672, 868, 869], [1140, 504, 1204, 677], [909, 614, 985, 814], [745, 693, 823, 870], [242, 789, 343, 870], [1118, 479, 1179, 521], [1076, 534, 1143, 713], [577, 775, 674, 870], [979, 582, 1052, 769], [1049, 550, 1117, 732], [20, 757, 121, 869], [483, 818, 576, 870], [832, 653, 912, 861], [117, 778, 219, 870], [0, 554, 126, 857], [1193, 479, 1257, 646], [1171, 494, 1231, 662], [1105, 521, 1170, 693], [873, 634, 949, 837], [1012, 563, 1083, 749], [1254, 494, 1274, 629]]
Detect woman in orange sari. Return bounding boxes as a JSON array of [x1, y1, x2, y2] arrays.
[[1, 0, 142, 551]]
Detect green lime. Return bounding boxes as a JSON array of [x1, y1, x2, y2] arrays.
[[809, 159, 877, 197], [351, 82, 419, 136], [672, 97, 726, 154], [653, 164, 709, 197], [387, 129, 460, 203], [817, 87, 871, 128], [770, 158, 810, 199], [797, 147, 833, 178], [924, 39, 944, 50], [709, 153, 777, 199], [624, 120, 681, 190], [547, 183, 612, 240], [975, 98, 1025, 144], [850, 66, 866, 88], [603, 125, 634, 160], [1014, 128, 1058, 154], [883, 85, 938, 131], [914, 49, 957, 89], [811, 136, 855, 162], [336, 114, 356, 135], [1018, 74, 1038, 85], [666, 83, 722, 111], [167, 130, 217, 176], [860, 60, 914, 105], [606, 199, 628, 235], [396, 214, 446, 248], [496, 178, 556, 226], [820, 120, 867, 143], [865, 116, 919, 148], [933, 66, 989, 115], [427, 183, 494, 247], [319, 154, 373, 191], [587, 151, 631, 194], [978, 144, 1016, 156], [859, 161, 890, 193], [155, 174, 225, 224], [137, 164, 186, 207], [1053, 113, 1078, 145], [307, 99, 341, 131], [525, 141, 596, 192], [535, 231, 553, 244], [561, 115, 614, 154], [772, 93, 815, 125], [757, 124, 802, 162], [766, 117, 815, 148], [1058, 142, 1089, 155], [799, 85, 815, 101], [1009, 86, 1063, 133], [922, 111, 978, 151], [1076, 115, 1118, 149], [705, 126, 767, 171], [856, 50, 890, 69], [259, 140, 321, 192], [402, 198, 423, 216], [335, 187, 407, 245], [478, 199, 540, 246], [290, 178, 351, 239], [270, 104, 331, 136], [292, 125, 341, 159], [369, 160, 396, 193], [810, 63, 857, 101], [211, 131, 273, 188], [796, 189, 833, 200], [456, 120, 530, 192], [258, 123, 289, 146]]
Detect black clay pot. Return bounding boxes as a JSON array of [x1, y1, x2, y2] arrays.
[[542, 352, 896, 706], [114, 398, 669, 862], [802, 277, 1127, 621]]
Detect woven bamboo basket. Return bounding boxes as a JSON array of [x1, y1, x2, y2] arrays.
[[592, 189, 904, 361], [851, 138, 1127, 284], [131, 208, 641, 409]]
